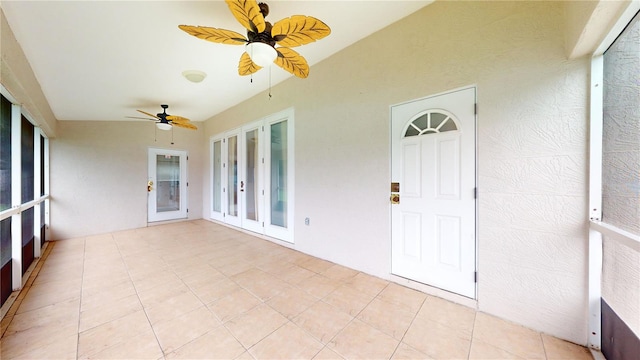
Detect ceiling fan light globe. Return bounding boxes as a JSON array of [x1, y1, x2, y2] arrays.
[[182, 70, 207, 83], [246, 42, 277, 67], [156, 122, 172, 131]]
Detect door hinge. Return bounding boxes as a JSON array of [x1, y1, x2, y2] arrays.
[[474, 103, 478, 115], [262, 222, 265, 227], [187, 156, 189, 161], [187, 209, 189, 213], [474, 271, 478, 283], [187, 182, 189, 187], [474, 187, 478, 199], [262, 158, 264, 164]]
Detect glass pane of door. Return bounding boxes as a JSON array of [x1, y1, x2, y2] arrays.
[[245, 129, 259, 221], [270, 121, 287, 228], [156, 155, 180, 212], [212, 140, 222, 213], [228, 135, 238, 217]]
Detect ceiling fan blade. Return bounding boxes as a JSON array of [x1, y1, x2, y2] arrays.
[[238, 52, 262, 76], [171, 121, 198, 130], [127, 116, 157, 121], [137, 110, 159, 119], [178, 25, 247, 45], [166, 115, 191, 124], [225, 0, 265, 34], [272, 15, 331, 48], [275, 47, 309, 78]]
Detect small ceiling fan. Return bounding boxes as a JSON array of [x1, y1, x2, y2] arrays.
[[179, 0, 331, 79], [130, 105, 197, 131]]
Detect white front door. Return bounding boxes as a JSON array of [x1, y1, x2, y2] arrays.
[[391, 87, 476, 298], [148, 148, 188, 222]]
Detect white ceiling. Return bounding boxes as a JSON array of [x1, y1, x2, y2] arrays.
[[1, 0, 432, 123]]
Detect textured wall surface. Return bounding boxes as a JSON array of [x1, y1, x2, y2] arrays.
[[50, 121, 205, 240], [204, 1, 590, 344], [602, 11, 640, 337]]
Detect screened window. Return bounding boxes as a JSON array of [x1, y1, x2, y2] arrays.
[[602, 11, 640, 235], [1, 95, 11, 274]]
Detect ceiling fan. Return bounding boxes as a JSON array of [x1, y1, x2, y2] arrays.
[[179, 0, 331, 79], [130, 105, 198, 131]]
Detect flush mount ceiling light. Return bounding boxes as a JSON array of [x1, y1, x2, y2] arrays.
[[182, 70, 207, 83], [179, 0, 331, 79]]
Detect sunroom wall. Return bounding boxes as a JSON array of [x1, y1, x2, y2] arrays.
[[203, 1, 589, 345]]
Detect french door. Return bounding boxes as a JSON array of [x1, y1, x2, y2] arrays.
[[211, 108, 294, 242], [148, 148, 188, 222]]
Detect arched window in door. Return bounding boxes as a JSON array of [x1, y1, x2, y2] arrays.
[[404, 110, 458, 137]]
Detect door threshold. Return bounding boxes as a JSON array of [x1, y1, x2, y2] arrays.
[[389, 273, 478, 310]]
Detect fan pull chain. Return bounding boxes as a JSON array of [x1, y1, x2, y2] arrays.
[[268, 67, 272, 99], [171, 127, 175, 145], [154, 124, 157, 142]]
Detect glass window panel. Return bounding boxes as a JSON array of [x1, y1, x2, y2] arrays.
[[40, 135, 45, 196], [228, 136, 238, 216], [40, 201, 45, 246], [405, 126, 420, 137], [245, 129, 258, 221], [270, 121, 287, 228], [413, 115, 428, 131], [21, 116, 34, 203], [430, 112, 448, 129], [212, 140, 222, 213], [1, 95, 11, 212], [439, 118, 458, 132], [22, 207, 34, 246], [156, 155, 180, 212], [0, 218, 10, 267]]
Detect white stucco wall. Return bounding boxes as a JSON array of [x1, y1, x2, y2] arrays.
[[50, 121, 205, 240], [203, 1, 590, 344]]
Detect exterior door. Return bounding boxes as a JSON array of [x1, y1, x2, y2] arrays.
[[209, 108, 294, 243], [148, 148, 188, 222], [240, 122, 264, 233], [391, 87, 476, 298]]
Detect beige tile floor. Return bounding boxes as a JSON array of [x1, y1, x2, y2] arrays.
[[1, 220, 594, 360]]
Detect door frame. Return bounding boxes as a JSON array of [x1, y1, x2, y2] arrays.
[[389, 85, 478, 299], [148, 147, 188, 223]]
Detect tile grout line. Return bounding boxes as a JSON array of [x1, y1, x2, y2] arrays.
[[318, 279, 391, 360], [386, 290, 430, 360], [112, 231, 167, 360], [465, 310, 479, 359], [75, 237, 87, 360]]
